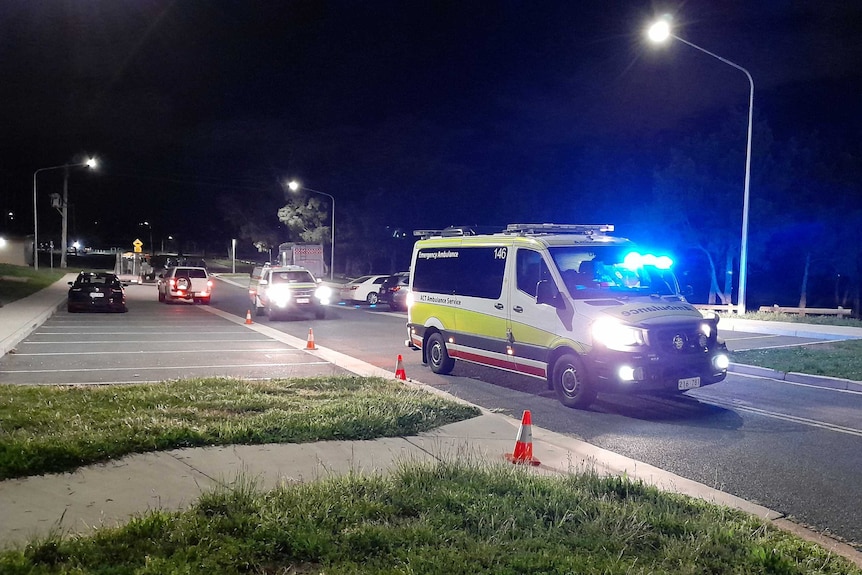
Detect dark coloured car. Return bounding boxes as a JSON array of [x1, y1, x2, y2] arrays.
[[67, 272, 128, 313], [378, 271, 410, 311]]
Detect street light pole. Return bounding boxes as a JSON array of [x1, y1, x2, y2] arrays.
[[287, 180, 336, 281], [648, 19, 754, 314], [32, 158, 97, 271], [231, 238, 237, 274], [60, 167, 70, 269], [139, 221, 154, 254]]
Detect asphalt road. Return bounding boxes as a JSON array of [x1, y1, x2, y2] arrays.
[[1, 275, 860, 550]]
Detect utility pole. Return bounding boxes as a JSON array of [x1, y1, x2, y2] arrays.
[[60, 167, 70, 268]]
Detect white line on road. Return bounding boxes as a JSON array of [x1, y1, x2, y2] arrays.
[[20, 338, 272, 344], [7, 348, 303, 356], [694, 392, 862, 437], [0, 361, 330, 374]]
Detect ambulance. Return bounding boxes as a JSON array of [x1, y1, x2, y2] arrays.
[[405, 223, 729, 409]]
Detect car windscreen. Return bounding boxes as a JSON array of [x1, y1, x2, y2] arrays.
[[548, 246, 679, 299], [271, 271, 314, 283]]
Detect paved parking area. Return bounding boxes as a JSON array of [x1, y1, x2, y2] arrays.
[[0, 285, 349, 386]]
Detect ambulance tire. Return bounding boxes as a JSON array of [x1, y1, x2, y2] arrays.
[[427, 332, 455, 374], [552, 353, 597, 409]]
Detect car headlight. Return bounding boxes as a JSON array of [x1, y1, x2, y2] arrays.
[[315, 285, 332, 300], [592, 318, 645, 348], [267, 285, 292, 305]]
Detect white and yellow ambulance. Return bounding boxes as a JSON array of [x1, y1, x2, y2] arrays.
[[405, 223, 729, 409]]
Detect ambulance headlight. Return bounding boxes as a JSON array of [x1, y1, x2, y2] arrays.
[[315, 285, 332, 305], [592, 318, 645, 348]]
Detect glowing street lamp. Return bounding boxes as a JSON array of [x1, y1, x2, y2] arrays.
[[139, 221, 154, 253], [33, 157, 97, 270], [648, 17, 754, 315], [287, 180, 336, 280]]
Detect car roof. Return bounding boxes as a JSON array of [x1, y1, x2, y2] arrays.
[[384, 272, 409, 282], [268, 265, 313, 272]]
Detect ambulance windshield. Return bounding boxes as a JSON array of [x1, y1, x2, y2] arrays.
[[549, 246, 680, 300]]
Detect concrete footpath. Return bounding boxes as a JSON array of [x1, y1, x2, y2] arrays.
[[1, 275, 861, 567]]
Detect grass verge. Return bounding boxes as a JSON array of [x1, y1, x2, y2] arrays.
[[731, 339, 862, 381], [1, 460, 859, 574], [1, 376, 860, 573], [729, 310, 862, 328], [0, 376, 480, 480], [0, 263, 65, 305]]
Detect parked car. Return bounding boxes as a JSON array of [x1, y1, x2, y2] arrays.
[[67, 272, 128, 313], [157, 266, 212, 304], [339, 274, 388, 305], [249, 264, 331, 320], [378, 271, 410, 311]]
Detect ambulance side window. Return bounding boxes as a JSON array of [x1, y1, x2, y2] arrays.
[[413, 247, 505, 299], [516, 249, 548, 297]]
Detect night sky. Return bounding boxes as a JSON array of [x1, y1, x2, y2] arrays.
[[2, 1, 861, 255]]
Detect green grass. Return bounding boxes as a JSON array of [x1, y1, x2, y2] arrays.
[[0, 376, 480, 479], [204, 258, 255, 274], [731, 340, 862, 381], [0, 263, 65, 305], [1, 377, 860, 573], [1, 461, 859, 574], [728, 310, 862, 328]]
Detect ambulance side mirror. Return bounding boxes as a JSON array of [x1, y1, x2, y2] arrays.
[[536, 280, 564, 309]]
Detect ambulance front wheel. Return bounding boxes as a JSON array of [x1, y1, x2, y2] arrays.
[[427, 332, 455, 374], [552, 353, 597, 409]]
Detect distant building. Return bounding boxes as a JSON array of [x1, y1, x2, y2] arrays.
[[0, 233, 29, 266]]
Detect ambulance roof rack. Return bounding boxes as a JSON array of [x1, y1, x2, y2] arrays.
[[504, 223, 615, 236], [413, 225, 497, 239], [413, 229, 446, 239]]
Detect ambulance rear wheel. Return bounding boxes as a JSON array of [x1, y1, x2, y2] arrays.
[[427, 332, 455, 374], [552, 353, 596, 409]]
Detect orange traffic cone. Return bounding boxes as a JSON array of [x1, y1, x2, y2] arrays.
[[306, 328, 317, 350], [394, 354, 407, 380], [505, 410, 541, 466], [245, 310, 253, 325]]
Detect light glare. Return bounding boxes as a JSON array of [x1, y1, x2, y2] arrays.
[[623, 252, 674, 270], [648, 20, 670, 42], [592, 317, 645, 347]]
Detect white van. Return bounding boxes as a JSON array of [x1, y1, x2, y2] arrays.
[[405, 224, 729, 409]]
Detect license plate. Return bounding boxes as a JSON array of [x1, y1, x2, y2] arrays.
[[678, 377, 701, 390], [297, 297, 310, 304], [90, 292, 105, 298]]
